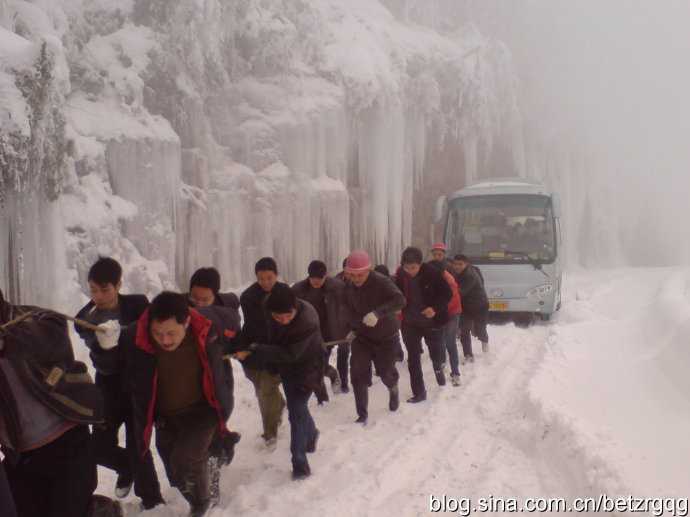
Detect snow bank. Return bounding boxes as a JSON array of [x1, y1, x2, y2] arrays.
[[530, 268, 690, 496]]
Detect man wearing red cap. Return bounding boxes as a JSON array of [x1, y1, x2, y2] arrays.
[[342, 250, 406, 424], [430, 243, 452, 271]]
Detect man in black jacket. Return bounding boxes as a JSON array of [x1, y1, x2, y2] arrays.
[[235, 284, 322, 479], [74, 257, 162, 509], [187, 267, 240, 312], [292, 260, 350, 397], [0, 290, 121, 517], [238, 258, 287, 447], [123, 292, 233, 517], [186, 266, 242, 505], [451, 254, 490, 360], [343, 250, 405, 424], [395, 247, 452, 402]]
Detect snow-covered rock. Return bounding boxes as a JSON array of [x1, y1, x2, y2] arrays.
[[0, 0, 522, 306]]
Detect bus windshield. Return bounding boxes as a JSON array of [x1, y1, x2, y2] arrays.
[[445, 194, 556, 264]]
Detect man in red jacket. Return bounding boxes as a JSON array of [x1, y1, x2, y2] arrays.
[[123, 292, 233, 517]]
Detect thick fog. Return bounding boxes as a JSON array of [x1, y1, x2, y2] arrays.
[[498, 0, 690, 266]]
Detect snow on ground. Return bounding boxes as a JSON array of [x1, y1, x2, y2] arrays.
[[531, 267, 690, 498], [90, 267, 690, 516]]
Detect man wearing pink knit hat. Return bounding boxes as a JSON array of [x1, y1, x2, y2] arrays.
[[342, 250, 406, 424]]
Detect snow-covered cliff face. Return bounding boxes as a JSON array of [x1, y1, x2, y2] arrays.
[[0, 0, 521, 307]]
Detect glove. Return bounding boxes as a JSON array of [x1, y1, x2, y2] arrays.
[[362, 312, 379, 328], [96, 320, 121, 350], [346, 331, 356, 343]]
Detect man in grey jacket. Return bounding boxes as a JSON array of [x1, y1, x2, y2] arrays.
[[292, 260, 351, 396], [342, 250, 405, 424]]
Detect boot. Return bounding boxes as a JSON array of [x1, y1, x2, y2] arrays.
[[90, 495, 123, 517], [353, 384, 368, 423], [292, 463, 311, 480], [406, 394, 427, 404], [315, 378, 329, 404], [326, 365, 340, 392], [434, 368, 446, 386], [188, 500, 210, 517], [140, 496, 165, 511], [208, 456, 220, 508], [223, 431, 241, 466], [114, 472, 133, 499], [388, 385, 399, 412], [451, 373, 461, 387], [306, 429, 320, 453]]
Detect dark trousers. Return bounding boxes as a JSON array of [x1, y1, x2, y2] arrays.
[[350, 335, 399, 419], [282, 379, 317, 471], [94, 372, 161, 504], [326, 342, 350, 389], [4, 425, 96, 517], [0, 463, 16, 517], [459, 308, 489, 358], [156, 405, 217, 511], [316, 342, 351, 403], [441, 314, 460, 375], [394, 332, 405, 361], [401, 324, 444, 397]]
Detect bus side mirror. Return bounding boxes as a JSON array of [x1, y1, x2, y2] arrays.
[[551, 193, 561, 218], [434, 195, 448, 224]]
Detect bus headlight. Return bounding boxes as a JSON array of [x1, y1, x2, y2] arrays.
[[526, 284, 553, 299]]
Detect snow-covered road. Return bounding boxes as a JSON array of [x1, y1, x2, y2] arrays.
[[103, 267, 690, 516]]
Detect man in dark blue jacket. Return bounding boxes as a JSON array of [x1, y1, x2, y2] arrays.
[[75, 257, 162, 509], [235, 284, 322, 479]]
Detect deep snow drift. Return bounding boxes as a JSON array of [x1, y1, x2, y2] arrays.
[[83, 267, 690, 516]]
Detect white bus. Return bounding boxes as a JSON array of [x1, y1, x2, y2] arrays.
[[435, 178, 563, 320]]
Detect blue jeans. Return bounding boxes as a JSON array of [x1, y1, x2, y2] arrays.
[[442, 314, 460, 375], [282, 379, 317, 471]]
